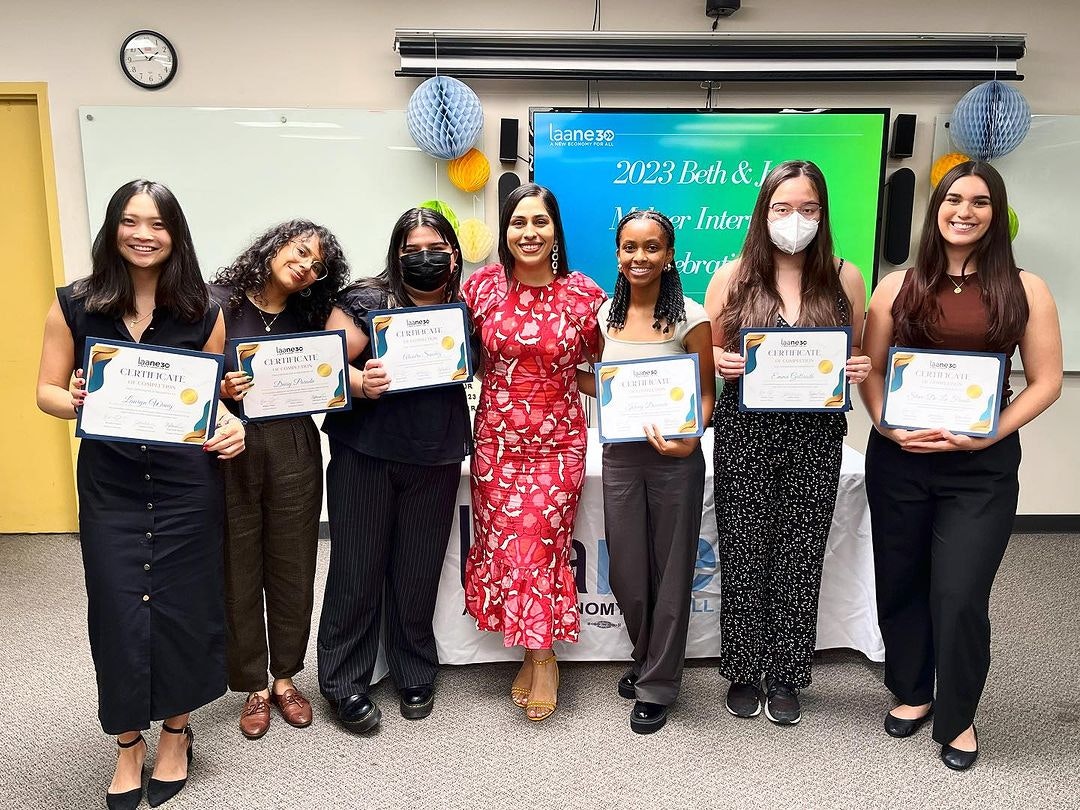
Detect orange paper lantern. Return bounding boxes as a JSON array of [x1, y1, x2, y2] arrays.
[[448, 148, 491, 193], [931, 152, 972, 187]]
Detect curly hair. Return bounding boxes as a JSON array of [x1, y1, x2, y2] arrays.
[[606, 210, 687, 334], [210, 219, 351, 329]]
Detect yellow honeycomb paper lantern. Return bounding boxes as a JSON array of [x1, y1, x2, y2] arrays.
[[931, 152, 972, 187], [447, 148, 491, 193], [458, 218, 495, 263]]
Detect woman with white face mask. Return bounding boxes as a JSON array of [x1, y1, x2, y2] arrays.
[[703, 160, 872, 726]]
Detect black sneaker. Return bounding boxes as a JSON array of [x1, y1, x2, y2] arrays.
[[764, 677, 801, 725], [725, 681, 762, 718]]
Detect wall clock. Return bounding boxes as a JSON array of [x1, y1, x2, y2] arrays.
[[120, 30, 177, 90]]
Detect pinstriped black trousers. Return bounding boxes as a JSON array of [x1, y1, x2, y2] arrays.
[[317, 439, 461, 701]]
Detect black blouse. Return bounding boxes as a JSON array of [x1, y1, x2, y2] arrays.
[[321, 284, 474, 466]]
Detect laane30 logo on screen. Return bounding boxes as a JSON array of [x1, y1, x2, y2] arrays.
[[546, 123, 616, 147]]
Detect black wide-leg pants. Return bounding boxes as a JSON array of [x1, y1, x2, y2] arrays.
[[865, 428, 1020, 745], [317, 440, 460, 701], [602, 441, 705, 706]]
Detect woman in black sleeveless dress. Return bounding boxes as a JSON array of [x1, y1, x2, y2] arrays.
[[36, 180, 245, 809]]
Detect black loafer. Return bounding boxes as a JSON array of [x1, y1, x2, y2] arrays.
[[941, 728, 978, 771], [399, 686, 434, 720], [884, 705, 933, 738], [629, 701, 668, 734], [618, 671, 638, 700], [337, 694, 381, 733]]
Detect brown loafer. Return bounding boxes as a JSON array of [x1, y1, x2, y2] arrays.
[[239, 692, 271, 739], [271, 687, 313, 728]]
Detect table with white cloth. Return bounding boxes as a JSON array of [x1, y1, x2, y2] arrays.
[[426, 428, 884, 666]]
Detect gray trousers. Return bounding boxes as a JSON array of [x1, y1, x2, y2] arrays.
[[602, 441, 705, 706]]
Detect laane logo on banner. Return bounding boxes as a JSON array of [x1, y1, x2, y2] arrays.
[[532, 108, 889, 304]]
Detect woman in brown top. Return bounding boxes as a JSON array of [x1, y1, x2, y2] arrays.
[[860, 161, 1062, 770]]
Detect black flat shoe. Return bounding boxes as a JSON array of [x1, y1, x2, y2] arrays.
[[106, 733, 145, 810], [146, 724, 193, 808], [884, 704, 934, 738], [618, 671, 638, 700], [630, 701, 668, 734], [337, 693, 381, 733], [400, 686, 434, 720], [941, 727, 979, 771]]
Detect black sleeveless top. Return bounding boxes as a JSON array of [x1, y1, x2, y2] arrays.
[[321, 284, 474, 466]]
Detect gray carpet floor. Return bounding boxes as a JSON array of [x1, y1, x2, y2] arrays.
[[0, 532, 1077, 809]]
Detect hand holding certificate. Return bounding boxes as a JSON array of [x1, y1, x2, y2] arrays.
[[881, 347, 1006, 437], [596, 355, 704, 444], [76, 339, 224, 447], [739, 327, 852, 412], [231, 330, 351, 421], [367, 303, 473, 393]]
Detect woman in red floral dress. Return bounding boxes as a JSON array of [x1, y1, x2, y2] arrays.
[[463, 184, 605, 721]]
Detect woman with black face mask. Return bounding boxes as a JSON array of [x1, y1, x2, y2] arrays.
[[316, 208, 474, 733]]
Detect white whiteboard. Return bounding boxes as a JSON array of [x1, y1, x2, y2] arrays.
[[933, 115, 1079, 370], [79, 107, 487, 281]]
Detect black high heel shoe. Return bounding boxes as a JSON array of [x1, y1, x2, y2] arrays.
[[106, 733, 146, 810], [147, 723, 194, 807]]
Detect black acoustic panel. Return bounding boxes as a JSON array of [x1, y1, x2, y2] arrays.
[[890, 114, 917, 159], [499, 118, 519, 163], [497, 172, 521, 216], [883, 168, 916, 266]]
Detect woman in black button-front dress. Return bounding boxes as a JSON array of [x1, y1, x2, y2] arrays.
[[36, 180, 245, 809]]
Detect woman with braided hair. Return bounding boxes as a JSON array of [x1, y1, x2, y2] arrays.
[[580, 209, 714, 734]]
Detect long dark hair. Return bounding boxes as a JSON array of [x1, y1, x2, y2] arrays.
[[892, 161, 1027, 349], [496, 183, 572, 278], [211, 219, 350, 329], [75, 179, 208, 322], [606, 210, 687, 334], [344, 208, 464, 307], [719, 160, 845, 348]]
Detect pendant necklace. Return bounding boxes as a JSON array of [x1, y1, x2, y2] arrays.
[[949, 273, 967, 294], [129, 310, 152, 328], [257, 308, 281, 332]]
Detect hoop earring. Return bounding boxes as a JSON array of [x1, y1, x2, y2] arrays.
[[300, 287, 312, 298], [550, 241, 559, 273]]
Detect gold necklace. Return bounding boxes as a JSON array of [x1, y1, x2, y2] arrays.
[[948, 273, 968, 294], [129, 310, 153, 327]]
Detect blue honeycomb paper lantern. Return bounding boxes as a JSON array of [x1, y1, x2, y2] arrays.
[[949, 81, 1031, 161], [406, 77, 483, 160]]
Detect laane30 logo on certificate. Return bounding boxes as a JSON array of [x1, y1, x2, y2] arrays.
[[368, 303, 473, 393], [76, 339, 223, 447], [596, 354, 703, 444], [231, 330, 351, 421], [739, 327, 852, 412], [881, 347, 1006, 437]]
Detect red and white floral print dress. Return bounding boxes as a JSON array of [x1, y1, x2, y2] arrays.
[[462, 264, 605, 649]]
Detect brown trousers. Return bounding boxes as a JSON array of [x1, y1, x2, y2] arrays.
[[222, 416, 322, 692]]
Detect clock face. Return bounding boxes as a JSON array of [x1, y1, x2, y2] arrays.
[[120, 30, 177, 90]]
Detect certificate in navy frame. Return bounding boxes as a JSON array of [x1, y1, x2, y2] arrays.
[[230, 329, 352, 422], [738, 326, 853, 413], [367, 302, 475, 393], [595, 353, 705, 444], [880, 346, 1006, 438], [75, 338, 224, 448]]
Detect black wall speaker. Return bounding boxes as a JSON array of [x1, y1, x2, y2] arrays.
[[889, 114, 917, 159], [497, 172, 522, 215], [499, 118, 519, 163], [882, 168, 916, 266]]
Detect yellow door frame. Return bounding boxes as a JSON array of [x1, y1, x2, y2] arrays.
[[0, 82, 78, 530]]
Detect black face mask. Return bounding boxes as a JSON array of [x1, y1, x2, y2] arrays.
[[400, 250, 453, 292]]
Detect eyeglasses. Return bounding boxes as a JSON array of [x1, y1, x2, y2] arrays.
[[769, 203, 823, 218], [290, 239, 328, 281]]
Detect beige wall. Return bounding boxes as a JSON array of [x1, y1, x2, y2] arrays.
[[3, 0, 1077, 513]]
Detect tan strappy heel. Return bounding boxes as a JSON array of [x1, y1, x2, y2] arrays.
[[525, 653, 559, 722]]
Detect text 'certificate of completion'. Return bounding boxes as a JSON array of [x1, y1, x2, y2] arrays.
[[76, 339, 223, 447], [596, 355, 704, 444], [739, 327, 852, 412], [368, 303, 473, 392], [881, 347, 1006, 437], [232, 330, 351, 421]]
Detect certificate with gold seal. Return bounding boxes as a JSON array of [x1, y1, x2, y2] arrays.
[[595, 355, 704, 444], [231, 330, 351, 421], [881, 347, 1006, 438], [76, 339, 224, 447], [367, 303, 473, 393], [739, 327, 852, 412]]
